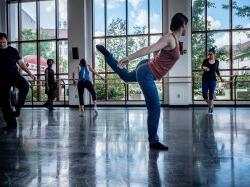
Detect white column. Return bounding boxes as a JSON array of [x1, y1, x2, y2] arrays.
[[68, 0, 94, 106], [164, 0, 192, 105]]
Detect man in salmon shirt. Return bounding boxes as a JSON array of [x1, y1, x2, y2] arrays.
[[96, 13, 188, 150]]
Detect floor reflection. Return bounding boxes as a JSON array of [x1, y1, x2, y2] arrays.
[[0, 107, 250, 186]]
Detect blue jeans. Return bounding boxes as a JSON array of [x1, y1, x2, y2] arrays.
[[202, 81, 217, 100], [105, 54, 160, 144]]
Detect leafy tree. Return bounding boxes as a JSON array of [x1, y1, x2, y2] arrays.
[[192, 1, 250, 99], [21, 29, 55, 60], [21, 29, 68, 101], [95, 18, 147, 101]]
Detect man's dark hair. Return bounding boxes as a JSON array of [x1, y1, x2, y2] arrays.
[[208, 47, 216, 54], [79, 58, 86, 67], [47, 59, 54, 65], [0, 33, 8, 40], [170, 13, 188, 32]]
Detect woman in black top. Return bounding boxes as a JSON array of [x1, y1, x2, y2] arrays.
[[44, 59, 56, 111], [202, 47, 223, 114]]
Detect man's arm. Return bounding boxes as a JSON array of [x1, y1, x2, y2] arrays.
[[18, 59, 36, 79]]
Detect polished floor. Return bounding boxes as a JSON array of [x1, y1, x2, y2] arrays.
[[0, 107, 250, 187]]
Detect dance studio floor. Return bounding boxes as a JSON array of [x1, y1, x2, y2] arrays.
[[0, 107, 250, 186]]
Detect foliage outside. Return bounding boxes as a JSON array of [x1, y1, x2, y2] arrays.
[[192, 0, 250, 100]]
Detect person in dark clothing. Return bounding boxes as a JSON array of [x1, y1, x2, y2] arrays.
[[0, 33, 35, 131], [202, 47, 224, 114], [44, 59, 56, 111], [72, 58, 104, 113]]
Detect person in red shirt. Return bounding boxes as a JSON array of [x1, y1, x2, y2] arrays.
[[96, 13, 188, 150]]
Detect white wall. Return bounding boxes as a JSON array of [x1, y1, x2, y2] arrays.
[[68, 0, 93, 106], [165, 0, 192, 105]]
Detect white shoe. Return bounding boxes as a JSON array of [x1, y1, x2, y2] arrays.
[[94, 106, 98, 113], [79, 105, 84, 112], [208, 108, 213, 115]]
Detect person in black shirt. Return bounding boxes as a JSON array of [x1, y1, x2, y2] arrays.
[[44, 59, 56, 111], [0, 33, 35, 131], [202, 47, 223, 114]]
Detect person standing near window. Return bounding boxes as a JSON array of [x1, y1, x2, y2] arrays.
[[96, 13, 188, 150], [202, 47, 224, 114], [0, 33, 35, 131], [44, 59, 57, 111], [72, 58, 104, 113]]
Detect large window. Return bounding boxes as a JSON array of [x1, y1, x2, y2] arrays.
[[93, 0, 163, 102], [192, 0, 250, 101], [7, 0, 68, 103]]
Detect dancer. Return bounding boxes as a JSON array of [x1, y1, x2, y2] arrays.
[[0, 33, 35, 131], [202, 47, 223, 114], [96, 13, 188, 150], [44, 59, 57, 111], [72, 58, 104, 112]]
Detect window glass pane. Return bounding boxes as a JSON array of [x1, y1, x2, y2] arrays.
[[39, 41, 56, 102], [40, 41, 56, 74], [40, 0, 56, 39], [9, 43, 18, 49], [128, 0, 148, 35], [234, 71, 250, 100], [21, 2, 37, 40], [21, 42, 37, 76], [8, 3, 18, 41], [59, 40, 68, 74], [107, 74, 125, 100], [127, 36, 148, 71], [59, 74, 68, 101], [150, 0, 162, 33], [233, 0, 250, 29], [232, 31, 250, 70], [207, 0, 230, 30], [150, 35, 161, 58], [128, 82, 162, 100], [106, 37, 126, 72], [128, 83, 144, 100], [106, 0, 126, 36], [192, 33, 206, 70], [93, 0, 163, 101], [94, 0, 104, 37], [21, 42, 37, 102], [192, 0, 205, 31], [58, 0, 68, 38], [207, 32, 230, 69], [156, 82, 163, 100], [93, 38, 105, 72], [193, 72, 202, 100], [95, 77, 106, 101], [216, 70, 230, 100]]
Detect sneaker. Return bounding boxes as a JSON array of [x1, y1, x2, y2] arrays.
[[79, 105, 84, 112], [96, 45, 110, 57], [49, 107, 55, 111], [94, 106, 98, 113], [208, 108, 213, 114], [14, 107, 20, 117], [150, 142, 168, 151]]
